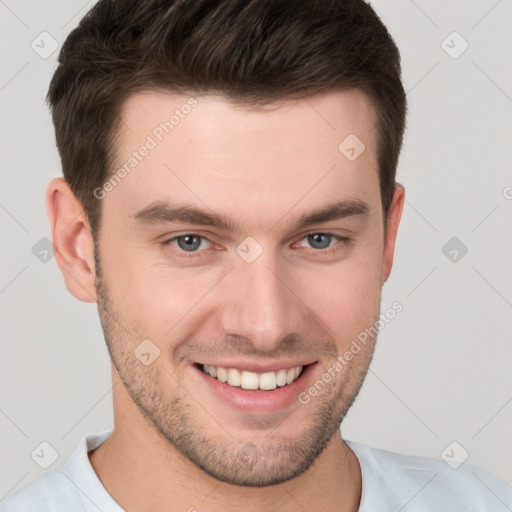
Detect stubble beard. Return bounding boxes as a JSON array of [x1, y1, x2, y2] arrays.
[[94, 256, 377, 487]]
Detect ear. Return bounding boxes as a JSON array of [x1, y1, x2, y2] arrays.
[[46, 177, 97, 303], [382, 183, 405, 284]]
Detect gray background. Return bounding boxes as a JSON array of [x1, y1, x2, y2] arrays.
[[1, 0, 511, 498]]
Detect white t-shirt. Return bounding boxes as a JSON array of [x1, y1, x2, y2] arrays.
[[1, 430, 511, 511]]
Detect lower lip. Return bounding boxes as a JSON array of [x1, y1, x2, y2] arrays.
[[192, 363, 318, 415]]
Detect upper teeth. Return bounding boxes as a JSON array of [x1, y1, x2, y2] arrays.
[[202, 364, 303, 390]]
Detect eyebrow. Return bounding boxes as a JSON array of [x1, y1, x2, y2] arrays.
[[131, 199, 370, 233]]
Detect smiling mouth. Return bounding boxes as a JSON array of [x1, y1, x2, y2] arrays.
[[195, 363, 310, 391]]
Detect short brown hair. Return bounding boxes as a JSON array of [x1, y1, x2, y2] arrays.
[[48, 0, 406, 236]]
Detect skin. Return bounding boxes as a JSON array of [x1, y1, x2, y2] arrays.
[[46, 89, 405, 512]]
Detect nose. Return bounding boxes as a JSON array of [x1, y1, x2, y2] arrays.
[[218, 250, 308, 352]]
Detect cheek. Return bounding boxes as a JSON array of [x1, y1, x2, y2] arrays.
[[100, 222, 383, 351], [293, 246, 383, 344], [104, 247, 222, 341]]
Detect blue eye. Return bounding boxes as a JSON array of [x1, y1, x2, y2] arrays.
[[162, 232, 350, 258], [296, 233, 350, 253], [167, 234, 211, 253], [307, 233, 334, 249]]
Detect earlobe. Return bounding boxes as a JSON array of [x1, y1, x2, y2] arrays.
[[382, 183, 405, 284], [46, 177, 98, 303]]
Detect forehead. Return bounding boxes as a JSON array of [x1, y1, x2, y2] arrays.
[[105, 89, 380, 230], [117, 89, 377, 152]]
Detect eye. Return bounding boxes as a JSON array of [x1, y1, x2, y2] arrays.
[[165, 234, 212, 253], [161, 232, 351, 258], [295, 233, 351, 253]]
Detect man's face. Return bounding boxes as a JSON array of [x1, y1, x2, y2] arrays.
[[94, 90, 392, 486]]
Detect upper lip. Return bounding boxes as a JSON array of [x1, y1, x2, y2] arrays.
[[193, 360, 317, 373]]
